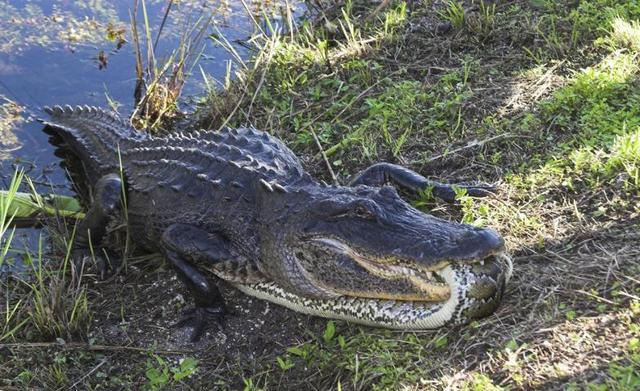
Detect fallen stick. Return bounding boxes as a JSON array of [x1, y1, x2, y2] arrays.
[[0, 341, 193, 355]]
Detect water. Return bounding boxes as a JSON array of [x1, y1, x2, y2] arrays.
[[0, 0, 304, 272]]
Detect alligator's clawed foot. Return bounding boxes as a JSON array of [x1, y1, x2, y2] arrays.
[[432, 183, 497, 203], [72, 249, 121, 281], [172, 305, 226, 342]]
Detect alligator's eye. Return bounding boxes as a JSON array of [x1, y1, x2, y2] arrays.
[[353, 203, 375, 219], [323, 205, 351, 219]]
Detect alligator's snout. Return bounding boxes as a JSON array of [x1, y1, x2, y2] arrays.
[[451, 227, 505, 262], [402, 224, 505, 271]]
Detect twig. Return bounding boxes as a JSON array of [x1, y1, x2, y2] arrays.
[[329, 75, 389, 125], [60, 357, 108, 391], [574, 289, 617, 305], [617, 290, 640, 301], [153, 0, 174, 51], [215, 85, 250, 132], [623, 274, 640, 285], [247, 39, 277, 118], [312, 69, 403, 159], [309, 128, 338, 185], [417, 133, 517, 166], [365, 0, 392, 22], [0, 341, 194, 355]]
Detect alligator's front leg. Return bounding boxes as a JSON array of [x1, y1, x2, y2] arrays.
[[349, 162, 495, 202], [73, 173, 123, 279], [161, 223, 231, 342]]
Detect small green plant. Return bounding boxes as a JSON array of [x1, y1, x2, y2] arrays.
[[172, 357, 198, 381], [145, 355, 198, 390], [505, 339, 519, 352], [382, 2, 407, 36], [242, 377, 264, 391], [287, 345, 312, 360], [463, 373, 503, 391], [440, 1, 466, 29], [276, 356, 295, 371], [454, 187, 486, 226], [145, 355, 170, 390], [434, 335, 448, 349], [45, 359, 69, 386], [467, 1, 496, 41], [323, 320, 336, 343]]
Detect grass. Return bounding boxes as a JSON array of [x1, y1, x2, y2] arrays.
[[1, 171, 92, 344], [2, 0, 640, 389], [25, 230, 92, 341], [1, 170, 26, 343]]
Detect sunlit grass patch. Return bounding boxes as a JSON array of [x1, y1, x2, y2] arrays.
[[569, 0, 640, 38], [552, 127, 640, 191], [608, 17, 640, 51], [543, 51, 639, 146], [199, 2, 411, 143], [461, 373, 503, 390], [518, 20, 640, 195], [457, 21, 640, 251]]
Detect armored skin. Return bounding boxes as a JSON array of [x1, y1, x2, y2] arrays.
[[42, 105, 512, 341]]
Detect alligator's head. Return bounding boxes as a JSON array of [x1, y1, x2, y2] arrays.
[[236, 183, 511, 329]]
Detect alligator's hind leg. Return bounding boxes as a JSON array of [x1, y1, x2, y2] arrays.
[[161, 224, 231, 342], [73, 173, 123, 279], [349, 162, 495, 202]]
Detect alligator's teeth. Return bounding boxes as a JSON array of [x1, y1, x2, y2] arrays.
[[479, 260, 485, 266]]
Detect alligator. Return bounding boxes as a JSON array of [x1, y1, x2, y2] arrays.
[[41, 105, 512, 341]]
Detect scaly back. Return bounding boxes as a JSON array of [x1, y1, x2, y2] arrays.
[[41, 105, 145, 184]]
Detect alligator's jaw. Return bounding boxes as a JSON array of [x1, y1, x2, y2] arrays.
[[232, 253, 513, 329]]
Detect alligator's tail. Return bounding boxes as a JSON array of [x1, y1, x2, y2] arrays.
[[40, 105, 146, 182]]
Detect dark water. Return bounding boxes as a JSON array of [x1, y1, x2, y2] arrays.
[[0, 0, 304, 271]]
